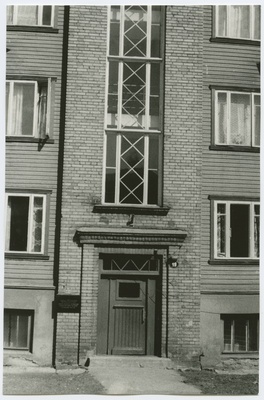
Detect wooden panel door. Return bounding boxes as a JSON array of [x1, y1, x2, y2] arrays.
[[108, 279, 146, 355]]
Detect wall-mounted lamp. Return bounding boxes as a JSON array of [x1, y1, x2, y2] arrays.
[[167, 245, 182, 268]]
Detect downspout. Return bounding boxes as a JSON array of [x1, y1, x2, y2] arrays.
[[166, 248, 169, 358], [52, 5, 70, 368]]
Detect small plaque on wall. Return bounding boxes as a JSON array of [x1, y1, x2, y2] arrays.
[[55, 295, 81, 313]]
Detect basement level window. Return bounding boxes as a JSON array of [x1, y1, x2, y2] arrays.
[[4, 309, 34, 351], [215, 5, 260, 41], [222, 314, 259, 353], [7, 5, 54, 27]]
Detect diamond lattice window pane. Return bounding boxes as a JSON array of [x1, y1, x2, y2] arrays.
[[124, 6, 147, 57]]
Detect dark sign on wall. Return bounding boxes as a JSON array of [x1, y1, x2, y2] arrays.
[[55, 295, 81, 313]]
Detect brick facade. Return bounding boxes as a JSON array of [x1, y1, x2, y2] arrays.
[[56, 5, 203, 366]]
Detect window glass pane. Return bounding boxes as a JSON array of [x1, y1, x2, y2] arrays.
[[119, 282, 140, 298], [12, 83, 35, 136], [17, 314, 29, 348], [224, 318, 232, 351], [148, 136, 159, 205], [150, 63, 160, 130], [8, 196, 29, 251], [107, 62, 119, 128], [234, 318, 246, 351], [42, 6, 52, 26], [254, 205, 260, 258], [216, 92, 227, 144], [105, 134, 117, 203], [17, 6, 38, 25], [122, 63, 146, 129], [230, 93, 250, 145], [230, 6, 250, 39], [31, 197, 43, 253], [230, 204, 249, 257], [217, 6, 227, 37], [4, 312, 11, 347], [6, 82, 10, 132], [248, 318, 258, 351], [106, 134, 116, 168], [217, 203, 226, 257], [38, 84, 48, 139], [124, 6, 147, 57], [109, 6, 120, 56], [120, 134, 144, 204], [9, 314, 19, 348], [253, 6, 261, 40], [151, 7, 161, 58], [6, 6, 13, 24], [253, 95, 260, 146]]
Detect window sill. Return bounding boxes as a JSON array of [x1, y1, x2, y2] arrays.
[[7, 26, 59, 34], [210, 37, 260, 46], [209, 259, 259, 265], [221, 352, 258, 359], [5, 253, 49, 260], [93, 204, 170, 216], [209, 145, 260, 153], [6, 137, 54, 144]]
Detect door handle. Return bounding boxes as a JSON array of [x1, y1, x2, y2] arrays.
[[142, 308, 146, 323]]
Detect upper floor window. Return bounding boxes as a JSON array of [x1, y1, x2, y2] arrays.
[[215, 5, 260, 41], [5, 193, 46, 254], [214, 90, 260, 148], [104, 6, 164, 206], [6, 79, 51, 139], [214, 201, 259, 260], [7, 5, 54, 27]]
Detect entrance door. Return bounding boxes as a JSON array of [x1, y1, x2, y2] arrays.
[[108, 279, 146, 355], [97, 254, 161, 356]]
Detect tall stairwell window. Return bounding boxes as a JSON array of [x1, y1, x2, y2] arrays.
[[104, 6, 164, 205]]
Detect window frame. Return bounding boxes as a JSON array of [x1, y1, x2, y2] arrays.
[[214, 5, 260, 42], [103, 5, 165, 207], [5, 192, 47, 256], [221, 314, 259, 353], [212, 88, 260, 150], [6, 78, 53, 140], [4, 309, 34, 352], [213, 200, 260, 260], [7, 5, 55, 28]]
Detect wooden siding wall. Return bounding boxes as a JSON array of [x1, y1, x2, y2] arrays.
[[5, 7, 65, 286], [201, 6, 260, 293]]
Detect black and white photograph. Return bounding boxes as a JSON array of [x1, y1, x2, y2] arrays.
[[2, 1, 261, 397]]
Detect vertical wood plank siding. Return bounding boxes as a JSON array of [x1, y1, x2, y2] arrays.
[[5, 7, 64, 286], [201, 6, 260, 292]]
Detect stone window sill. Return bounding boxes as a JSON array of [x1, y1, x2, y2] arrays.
[[210, 37, 260, 46], [209, 259, 259, 265], [93, 204, 170, 216], [209, 145, 259, 153], [7, 26, 58, 34], [5, 253, 49, 260]]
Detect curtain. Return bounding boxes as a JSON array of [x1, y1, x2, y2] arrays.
[[254, 214, 259, 258], [38, 84, 47, 139], [230, 94, 250, 145], [11, 84, 24, 136], [5, 198, 11, 251], [230, 6, 250, 39], [217, 93, 227, 144], [30, 197, 43, 253], [6, 6, 13, 24], [17, 6, 38, 25]]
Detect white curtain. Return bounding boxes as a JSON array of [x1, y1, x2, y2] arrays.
[[17, 6, 38, 25], [217, 93, 227, 144], [230, 6, 250, 39], [30, 197, 43, 253], [6, 6, 13, 24], [5, 198, 11, 251], [11, 85, 23, 136], [230, 95, 250, 145], [38, 85, 47, 139]]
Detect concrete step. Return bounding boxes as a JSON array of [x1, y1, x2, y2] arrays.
[[88, 355, 173, 369]]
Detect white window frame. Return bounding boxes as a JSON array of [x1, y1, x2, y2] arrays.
[[214, 90, 260, 148], [6, 79, 51, 138], [103, 6, 163, 206], [5, 193, 46, 254], [7, 5, 55, 27], [215, 5, 260, 41], [214, 200, 260, 260]]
